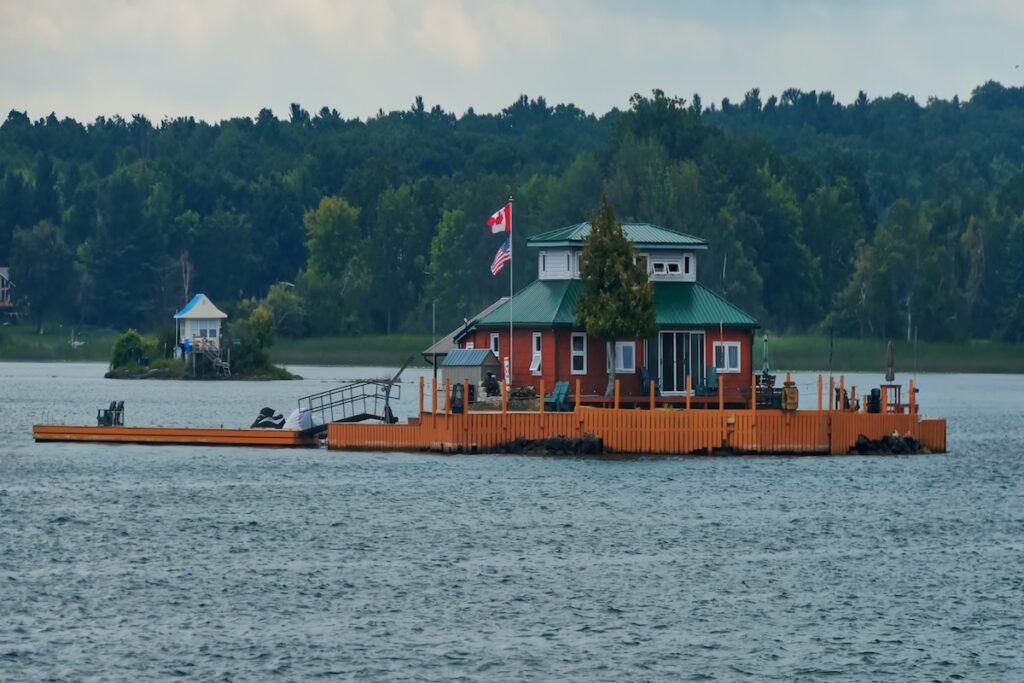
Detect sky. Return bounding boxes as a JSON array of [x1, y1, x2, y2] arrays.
[[1, 0, 1022, 123]]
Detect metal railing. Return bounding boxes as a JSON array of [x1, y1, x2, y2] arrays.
[[297, 381, 401, 424]]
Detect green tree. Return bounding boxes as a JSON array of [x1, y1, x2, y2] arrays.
[[10, 220, 76, 332], [576, 197, 656, 394], [304, 195, 361, 280]]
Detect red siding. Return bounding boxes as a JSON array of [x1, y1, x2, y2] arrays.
[[461, 326, 752, 397]]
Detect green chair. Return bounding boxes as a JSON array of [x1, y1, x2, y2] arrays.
[[640, 366, 661, 396], [544, 380, 570, 412]]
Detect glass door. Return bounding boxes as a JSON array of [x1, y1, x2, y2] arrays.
[[659, 331, 705, 394]]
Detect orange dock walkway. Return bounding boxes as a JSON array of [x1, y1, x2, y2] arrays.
[[32, 425, 321, 448]]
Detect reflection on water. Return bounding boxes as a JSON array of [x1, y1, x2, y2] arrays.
[[1, 363, 1022, 680]]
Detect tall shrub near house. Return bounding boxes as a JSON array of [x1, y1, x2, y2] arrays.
[[576, 196, 656, 394]]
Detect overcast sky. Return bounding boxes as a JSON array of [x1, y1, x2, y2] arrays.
[[1, 0, 1021, 123]]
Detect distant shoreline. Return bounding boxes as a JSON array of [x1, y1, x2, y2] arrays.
[[2, 328, 1023, 373]]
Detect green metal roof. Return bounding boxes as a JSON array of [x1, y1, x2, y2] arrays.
[[528, 222, 708, 250], [442, 349, 500, 366], [473, 280, 758, 329]]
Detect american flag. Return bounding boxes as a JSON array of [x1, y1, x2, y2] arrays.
[[490, 238, 511, 275]]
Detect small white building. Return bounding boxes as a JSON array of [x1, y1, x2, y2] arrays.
[[174, 293, 227, 355], [0, 266, 13, 310]]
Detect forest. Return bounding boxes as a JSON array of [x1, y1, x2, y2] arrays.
[[2, 80, 1024, 344]]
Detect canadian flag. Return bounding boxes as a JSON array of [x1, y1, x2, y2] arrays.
[[487, 203, 511, 234]]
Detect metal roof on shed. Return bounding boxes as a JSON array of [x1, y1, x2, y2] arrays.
[[442, 349, 500, 366], [528, 223, 708, 250], [472, 280, 757, 329]]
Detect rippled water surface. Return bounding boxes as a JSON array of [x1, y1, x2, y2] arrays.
[[1, 362, 1022, 681]]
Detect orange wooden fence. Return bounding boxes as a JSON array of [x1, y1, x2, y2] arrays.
[[327, 407, 947, 455]]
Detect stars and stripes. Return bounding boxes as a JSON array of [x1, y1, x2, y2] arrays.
[[490, 238, 511, 275]]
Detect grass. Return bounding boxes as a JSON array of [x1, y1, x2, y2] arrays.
[[3, 324, 1022, 373], [270, 334, 433, 367], [0, 322, 120, 362], [759, 335, 1024, 374]]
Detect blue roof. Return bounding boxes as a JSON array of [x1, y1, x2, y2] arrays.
[[175, 294, 203, 317], [442, 349, 500, 366]]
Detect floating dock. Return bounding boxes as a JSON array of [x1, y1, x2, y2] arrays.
[[327, 377, 947, 455], [32, 425, 321, 448]]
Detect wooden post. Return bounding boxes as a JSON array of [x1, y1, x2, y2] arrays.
[[685, 375, 691, 410], [851, 386, 857, 413], [614, 379, 620, 410], [539, 379, 545, 415], [501, 381, 507, 415], [909, 379, 916, 414], [828, 375, 835, 413], [718, 374, 724, 412], [574, 379, 581, 412], [444, 379, 451, 416], [649, 380, 655, 410], [431, 377, 437, 428], [418, 376, 424, 416], [839, 375, 845, 412], [463, 378, 470, 448], [817, 374, 823, 412], [751, 374, 757, 414], [881, 387, 888, 414]]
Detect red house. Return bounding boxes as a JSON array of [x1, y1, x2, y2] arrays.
[[455, 222, 758, 402]]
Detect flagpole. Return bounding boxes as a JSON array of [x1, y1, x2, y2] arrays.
[[508, 195, 513, 384]]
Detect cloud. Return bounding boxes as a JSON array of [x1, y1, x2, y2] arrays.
[[0, 0, 1018, 122], [413, 0, 484, 71]]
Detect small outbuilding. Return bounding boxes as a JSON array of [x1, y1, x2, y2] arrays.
[[0, 266, 13, 310], [441, 349, 501, 398], [174, 293, 227, 356]]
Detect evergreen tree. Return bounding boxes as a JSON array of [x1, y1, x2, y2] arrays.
[[576, 197, 655, 394]]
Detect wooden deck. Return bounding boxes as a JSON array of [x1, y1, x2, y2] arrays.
[[326, 376, 946, 455], [32, 425, 321, 448]]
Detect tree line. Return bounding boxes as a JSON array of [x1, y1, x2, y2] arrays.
[[2, 82, 1023, 343]]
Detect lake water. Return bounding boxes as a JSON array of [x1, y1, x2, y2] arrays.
[[1, 362, 1022, 681]]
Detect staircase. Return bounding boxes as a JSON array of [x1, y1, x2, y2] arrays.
[[193, 341, 230, 376], [297, 381, 401, 424]]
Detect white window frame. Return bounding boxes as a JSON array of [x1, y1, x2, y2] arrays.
[[713, 341, 741, 374], [570, 332, 587, 375], [540, 251, 547, 274], [606, 341, 636, 374], [684, 254, 692, 276], [574, 252, 581, 274], [489, 333, 499, 357], [530, 332, 542, 375], [465, 342, 475, 349], [652, 258, 684, 278]]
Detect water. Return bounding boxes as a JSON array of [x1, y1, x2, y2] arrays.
[[1, 362, 1022, 681]]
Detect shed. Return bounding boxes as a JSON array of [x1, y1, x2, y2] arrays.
[[441, 349, 501, 393], [0, 266, 13, 309], [174, 293, 228, 352]]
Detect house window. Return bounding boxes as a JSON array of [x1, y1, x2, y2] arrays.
[[684, 255, 691, 275], [606, 341, 636, 374], [196, 319, 216, 338], [714, 341, 741, 373], [465, 342, 475, 349], [652, 262, 666, 274], [571, 332, 587, 374], [566, 253, 571, 270], [530, 332, 542, 374], [541, 252, 547, 273], [667, 262, 681, 274], [575, 252, 581, 274], [490, 333, 499, 356]]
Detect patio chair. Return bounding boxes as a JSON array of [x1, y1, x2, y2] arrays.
[[543, 380, 570, 412]]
